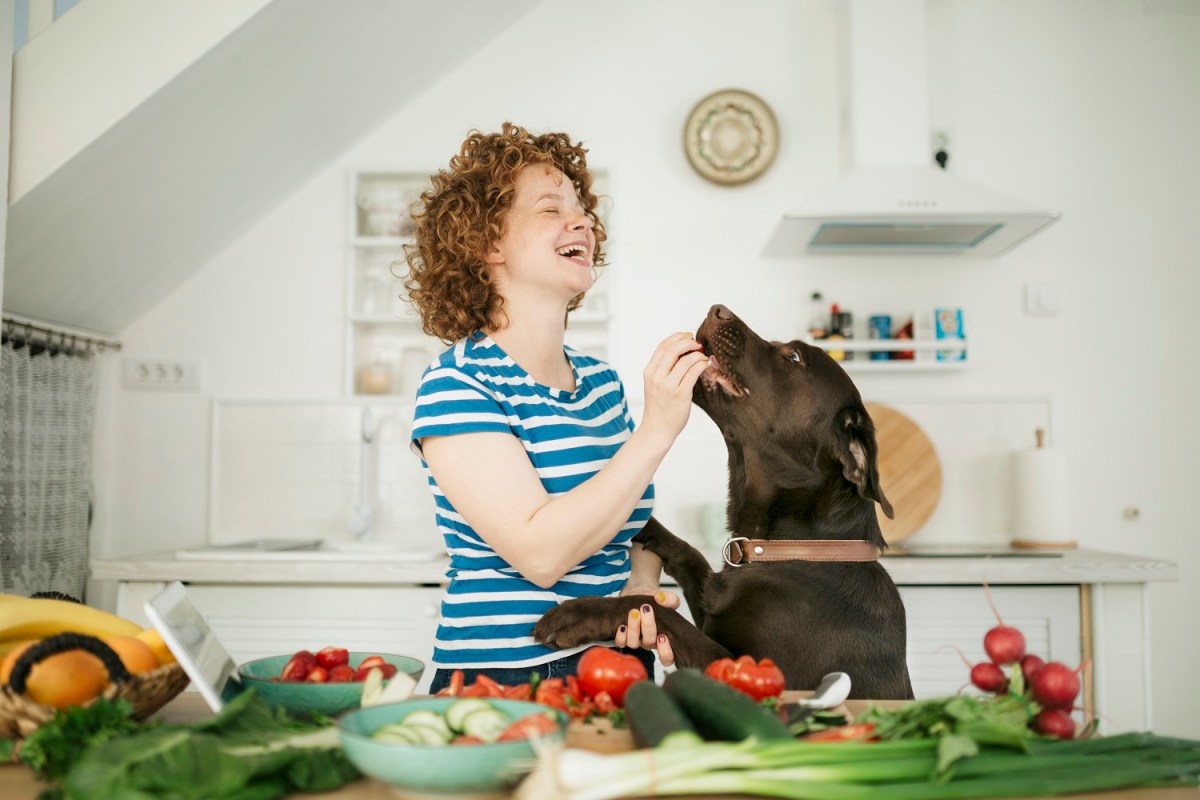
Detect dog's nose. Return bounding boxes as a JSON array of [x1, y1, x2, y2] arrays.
[[710, 304, 734, 321]]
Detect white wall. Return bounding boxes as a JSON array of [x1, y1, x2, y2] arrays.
[[97, 0, 1200, 735]]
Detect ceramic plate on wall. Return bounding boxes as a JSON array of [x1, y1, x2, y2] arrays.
[[684, 89, 779, 185]]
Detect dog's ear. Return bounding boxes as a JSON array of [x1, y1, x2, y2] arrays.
[[834, 405, 894, 519]]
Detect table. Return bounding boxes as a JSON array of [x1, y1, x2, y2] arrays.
[[2, 692, 1194, 799]]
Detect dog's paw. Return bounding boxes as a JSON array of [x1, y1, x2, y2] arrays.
[[534, 596, 642, 649]]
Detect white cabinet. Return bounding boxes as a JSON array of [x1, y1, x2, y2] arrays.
[[344, 167, 615, 397]]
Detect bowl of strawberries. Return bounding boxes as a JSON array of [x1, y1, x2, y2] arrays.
[[237, 646, 424, 718]]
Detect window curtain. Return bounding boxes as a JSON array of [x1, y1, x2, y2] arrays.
[[0, 340, 98, 598]]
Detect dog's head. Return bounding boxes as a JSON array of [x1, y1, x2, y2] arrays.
[[693, 304, 893, 523]]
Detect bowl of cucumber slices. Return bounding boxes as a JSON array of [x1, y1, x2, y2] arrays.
[[336, 696, 569, 795]]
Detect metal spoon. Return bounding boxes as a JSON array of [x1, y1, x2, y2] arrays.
[[793, 671, 852, 709]]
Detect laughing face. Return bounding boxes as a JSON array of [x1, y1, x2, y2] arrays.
[[484, 165, 597, 302]]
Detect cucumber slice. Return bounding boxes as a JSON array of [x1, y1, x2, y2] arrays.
[[445, 698, 495, 733], [371, 723, 424, 744], [403, 724, 452, 746], [400, 710, 453, 741], [459, 708, 511, 742]]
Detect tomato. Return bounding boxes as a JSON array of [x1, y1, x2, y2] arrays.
[[305, 666, 329, 683], [436, 670, 466, 697], [591, 690, 616, 714], [279, 649, 317, 681], [315, 646, 349, 669], [575, 646, 647, 707], [353, 656, 398, 681], [450, 735, 486, 745], [704, 655, 785, 701], [475, 674, 505, 697], [327, 664, 355, 683], [801, 723, 880, 743], [503, 682, 533, 701], [534, 677, 568, 711], [497, 713, 560, 742]]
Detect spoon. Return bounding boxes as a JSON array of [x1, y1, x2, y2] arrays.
[[793, 671, 852, 709]]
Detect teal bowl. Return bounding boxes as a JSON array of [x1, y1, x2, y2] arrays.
[[337, 697, 568, 796], [237, 652, 424, 717]]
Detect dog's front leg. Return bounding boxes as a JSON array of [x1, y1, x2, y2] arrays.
[[534, 595, 731, 669], [636, 517, 719, 629]]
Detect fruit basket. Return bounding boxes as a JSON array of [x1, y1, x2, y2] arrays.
[[0, 633, 189, 739]]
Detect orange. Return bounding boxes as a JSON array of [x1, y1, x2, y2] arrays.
[[0, 640, 37, 683], [15, 648, 108, 709], [135, 628, 176, 666], [103, 635, 159, 674]]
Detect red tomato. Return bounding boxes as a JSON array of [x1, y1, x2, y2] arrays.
[[305, 666, 329, 683], [327, 664, 355, 683], [704, 655, 785, 701], [353, 655, 398, 681], [497, 713, 560, 742], [450, 735, 486, 746], [315, 646, 349, 669], [801, 723, 880, 743], [279, 650, 317, 681], [436, 670, 466, 697], [503, 683, 533, 701], [575, 646, 647, 707], [475, 674, 505, 697]]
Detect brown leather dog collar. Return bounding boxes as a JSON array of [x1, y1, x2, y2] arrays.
[[722, 536, 880, 566]]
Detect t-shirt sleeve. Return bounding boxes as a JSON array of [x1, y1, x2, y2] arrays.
[[410, 366, 512, 455]]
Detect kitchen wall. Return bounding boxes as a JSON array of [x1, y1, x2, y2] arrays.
[[92, 0, 1200, 734]]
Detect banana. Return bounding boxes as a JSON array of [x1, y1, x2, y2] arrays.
[[0, 597, 143, 642]]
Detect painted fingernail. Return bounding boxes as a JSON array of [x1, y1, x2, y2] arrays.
[[641, 604, 652, 614], [618, 625, 626, 634], [658, 634, 667, 643], [629, 610, 639, 620], [655, 591, 667, 603]]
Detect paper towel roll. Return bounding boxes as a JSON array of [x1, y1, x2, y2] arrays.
[[1011, 447, 1072, 546]]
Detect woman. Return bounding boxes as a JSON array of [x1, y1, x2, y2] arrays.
[[405, 123, 707, 692]]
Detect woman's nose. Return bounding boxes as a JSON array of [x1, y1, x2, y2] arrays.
[[568, 210, 593, 231]]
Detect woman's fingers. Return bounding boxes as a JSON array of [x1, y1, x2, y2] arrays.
[[656, 634, 675, 667], [654, 589, 681, 610], [620, 604, 658, 649]]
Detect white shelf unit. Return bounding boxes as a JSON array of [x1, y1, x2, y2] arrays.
[[805, 337, 968, 372], [345, 167, 615, 397]]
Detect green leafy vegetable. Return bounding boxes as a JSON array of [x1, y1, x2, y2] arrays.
[[18, 697, 142, 782], [59, 689, 357, 799]]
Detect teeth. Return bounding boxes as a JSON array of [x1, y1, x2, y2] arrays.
[[557, 245, 586, 258]]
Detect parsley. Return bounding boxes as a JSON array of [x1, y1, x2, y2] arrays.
[[19, 697, 142, 782]]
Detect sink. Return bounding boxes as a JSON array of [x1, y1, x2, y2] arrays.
[[174, 539, 445, 562]]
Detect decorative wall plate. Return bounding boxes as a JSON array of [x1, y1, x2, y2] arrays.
[[683, 89, 779, 185]]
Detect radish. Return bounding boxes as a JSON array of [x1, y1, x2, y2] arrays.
[[1031, 661, 1081, 709], [1034, 707, 1076, 739], [980, 579, 1026, 665], [969, 661, 1008, 694], [1020, 653, 1045, 683]]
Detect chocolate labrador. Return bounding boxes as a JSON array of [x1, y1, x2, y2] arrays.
[[534, 304, 914, 699]]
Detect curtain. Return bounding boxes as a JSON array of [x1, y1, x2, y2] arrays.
[[0, 340, 98, 599]]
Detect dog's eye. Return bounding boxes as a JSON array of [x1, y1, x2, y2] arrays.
[[787, 350, 803, 364]]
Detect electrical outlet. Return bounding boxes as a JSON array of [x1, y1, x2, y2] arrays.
[[122, 359, 203, 391]]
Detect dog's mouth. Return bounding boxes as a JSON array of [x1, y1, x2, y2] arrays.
[[696, 334, 747, 398]]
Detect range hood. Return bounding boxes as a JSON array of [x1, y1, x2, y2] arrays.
[[764, 0, 1060, 257]]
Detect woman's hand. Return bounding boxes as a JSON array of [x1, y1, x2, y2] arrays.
[[638, 333, 708, 444], [615, 589, 681, 667]]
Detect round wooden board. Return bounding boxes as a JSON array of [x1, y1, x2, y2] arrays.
[[865, 403, 942, 543]]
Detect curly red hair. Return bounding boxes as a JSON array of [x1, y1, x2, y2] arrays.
[[402, 123, 608, 344]]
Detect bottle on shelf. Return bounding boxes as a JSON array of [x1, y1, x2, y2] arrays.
[[807, 292, 827, 340], [839, 309, 855, 361], [826, 302, 845, 361]]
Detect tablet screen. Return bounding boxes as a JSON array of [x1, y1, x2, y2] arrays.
[[144, 581, 240, 712]]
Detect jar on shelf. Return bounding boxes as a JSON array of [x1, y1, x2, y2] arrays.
[[358, 352, 395, 395]]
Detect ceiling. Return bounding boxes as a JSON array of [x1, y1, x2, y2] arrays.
[[2, 0, 542, 336]]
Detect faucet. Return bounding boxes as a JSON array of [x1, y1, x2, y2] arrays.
[[346, 405, 376, 539]]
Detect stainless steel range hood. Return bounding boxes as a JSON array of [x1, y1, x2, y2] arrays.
[[764, 0, 1060, 258]]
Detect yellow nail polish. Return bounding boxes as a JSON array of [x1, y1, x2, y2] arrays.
[[655, 591, 667, 603], [630, 609, 640, 620]]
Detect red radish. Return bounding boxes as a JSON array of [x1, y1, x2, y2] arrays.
[[1031, 661, 1081, 709], [970, 661, 1008, 693], [983, 625, 1026, 665], [1020, 653, 1045, 683], [1034, 708, 1076, 739]]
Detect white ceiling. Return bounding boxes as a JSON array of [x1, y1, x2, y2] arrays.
[[2, 0, 542, 335]]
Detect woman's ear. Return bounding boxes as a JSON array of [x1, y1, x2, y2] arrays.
[[483, 242, 504, 265]]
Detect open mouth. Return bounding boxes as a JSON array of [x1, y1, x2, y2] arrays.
[[556, 243, 589, 266], [698, 352, 746, 397]]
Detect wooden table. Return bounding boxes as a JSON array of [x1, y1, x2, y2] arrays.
[[2, 692, 1195, 799]]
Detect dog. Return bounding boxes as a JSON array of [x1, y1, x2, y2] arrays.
[[534, 304, 914, 699]]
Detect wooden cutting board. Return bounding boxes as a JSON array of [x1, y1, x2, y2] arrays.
[[865, 403, 942, 543]]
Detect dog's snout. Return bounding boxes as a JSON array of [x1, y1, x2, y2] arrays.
[[710, 304, 734, 321]]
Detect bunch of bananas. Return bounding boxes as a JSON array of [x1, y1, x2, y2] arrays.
[[0, 593, 144, 660]]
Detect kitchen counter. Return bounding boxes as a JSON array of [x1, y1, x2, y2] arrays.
[[90, 545, 1177, 587], [2, 693, 1194, 800]]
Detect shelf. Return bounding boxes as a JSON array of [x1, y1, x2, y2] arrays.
[[804, 337, 968, 371]]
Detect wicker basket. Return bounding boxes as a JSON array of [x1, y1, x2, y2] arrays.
[[0, 632, 190, 740]]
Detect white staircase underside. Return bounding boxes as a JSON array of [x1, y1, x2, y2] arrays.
[[3, 0, 541, 335]]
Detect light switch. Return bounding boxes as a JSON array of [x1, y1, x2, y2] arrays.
[[1023, 282, 1061, 317]]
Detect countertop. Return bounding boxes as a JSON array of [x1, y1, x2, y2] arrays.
[[2, 693, 1193, 800], [90, 545, 1179, 587]]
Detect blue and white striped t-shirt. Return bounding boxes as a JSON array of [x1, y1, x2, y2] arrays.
[[409, 332, 654, 669]]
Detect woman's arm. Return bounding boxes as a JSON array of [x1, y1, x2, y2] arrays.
[[421, 333, 707, 588]]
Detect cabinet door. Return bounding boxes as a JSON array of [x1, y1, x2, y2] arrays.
[[185, 585, 444, 693], [900, 585, 1081, 699]]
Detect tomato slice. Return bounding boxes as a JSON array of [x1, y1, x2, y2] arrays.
[[315, 646, 349, 669], [497, 713, 559, 742], [801, 723, 880, 743], [279, 650, 317, 681], [305, 666, 329, 683]]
